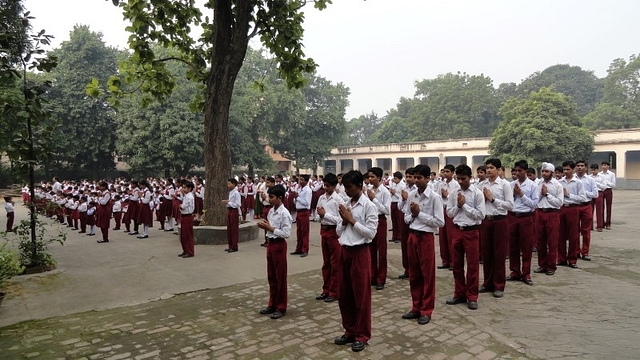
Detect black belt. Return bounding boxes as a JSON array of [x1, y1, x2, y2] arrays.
[[296, 209, 310, 212], [509, 211, 534, 218], [409, 229, 432, 235], [484, 215, 507, 221], [181, 214, 192, 217], [263, 205, 272, 208], [378, 214, 386, 219], [227, 207, 238, 211], [268, 237, 285, 242], [321, 225, 337, 230], [342, 243, 369, 249], [579, 202, 591, 206], [563, 204, 580, 208], [538, 208, 559, 212], [454, 224, 479, 231]]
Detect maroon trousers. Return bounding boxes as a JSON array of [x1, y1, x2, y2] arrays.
[[390, 202, 402, 241], [480, 217, 508, 292], [438, 209, 454, 266], [579, 203, 593, 256], [451, 227, 480, 302], [113, 212, 122, 230], [559, 206, 580, 265], [320, 227, 341, 298], [338, 244, 372, 343], [535, 210, 560, 272], [602, 188, 613, 228], [507, 213, 534, 279], [370, 216, 388, 285], [592, 193, 604, 230], [79, 212, 87, 233], [227, 208, 239, 251], [6, 211, 14, 232], [180, 215, 195, 256], [407, 231, 436, 317], [295, 209, 310, 254], [400, 221, 410, 275], [267, 239, 288, 312]]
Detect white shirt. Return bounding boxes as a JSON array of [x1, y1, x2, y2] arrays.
[[317, 191, 341, 226], [389, 180, 404, 203], [510, 178, 538, 213], [599, 170, 616, 189], [112, 201, 122, 212], [537, 178, 564, 209], [403, 187, 445, 232], [296, 184, 312, 210], [227, 188, 241, 209], [576, 174, 598, 202], [78, 202, 88, 212], [591, 173, 606, 191], [266, 204, 292, 239], [479, 177, 514, 216], [558, 176, 586, 205], [337, 194, 378, 246], [437, 179, 460, 208], [99, 190, 111, 206], [446, 186, 486, 226], [370, 184, 391, 216], [181, 192, 195, 214], [5, 202, 15, 213]]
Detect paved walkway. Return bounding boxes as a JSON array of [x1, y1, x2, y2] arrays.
[[1, 191, 639, 359]]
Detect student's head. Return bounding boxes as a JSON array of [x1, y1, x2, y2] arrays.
[[540, 162, 554, 181], [476, 165, 487, 181], [484, 158, 502, 178], [555, 165, 564, 179], [430, 172, 436, 181], [227, 178, 238, 190], [575, 160, 587, 175], [590, 163, 599, 175], [367, 167, 383, 186], [337, 173, 343, 184], [442, 164, 455, 180], [323, 173, 338, 193], [299, 174, 310, 186], [413, 165, 431, 190], [601, 161, 610, 170], [98, 181, 108, 190], [4, 196, 11, 202], [455, 165, 473, 189], [405, 167, 416, 186], [183, 181, 194, 194], [526, 168, 536, 181], [265, 176, 275, 188], [392, 171, 403, 184], [513, 160, 529, 181], [562, 160, 576, 177], [342, 170, 364, 198], [268, 184, 286, 206]]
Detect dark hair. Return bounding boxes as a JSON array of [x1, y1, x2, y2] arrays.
[[266, 176, 275, 183], [575, 160, 586, 166], [485, 158, 502, 168], [367, 167, 383, 179], [526, 168, 536, 175], [476, 165, 486, 173], [342, 170, 364, 188], [555, 165, 564, 172], [562, 160, 576, 169], [590, 163, 599, 170], [414, 164, 431, 178], [99, 181, 108, 188], [4, 196, 11, 202], [601, 161, 610, 166], [455, 164, 472, 177], [299, 174, 310, 182], [228, 178, 238, 186], [514, 160, 529, 170], [184, 181, 194, 190], [268, 184, 286, 198], [444, 164, 455, 172], [393, 171, 403, 179], [323, 173, 338, 186], [405, 167, 416, 175]]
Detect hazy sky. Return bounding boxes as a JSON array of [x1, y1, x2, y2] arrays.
[[25, 0, 640, 119]]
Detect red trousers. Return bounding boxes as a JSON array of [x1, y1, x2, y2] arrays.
[[480, 217, 508, 291], [508, 213, 534, 279], [535, 210, 560, 272], [267, 239, 288, 312], [592, 193, 604, 230], [295, 209, 310, 253], [320, 227, 341, 298], [579, 203, 593, 256], [370, 216, 388, 285], [390, 202, 402, 241], [227, 208, 239, 251], [180, 215, 195, 256], [407, 230, 436, 317], [79, 212, 87, 233], [438, 209, 454, 266], [113, 212, 122, 230], [559, 206, 580, 265], [400, 221, 410, 275], [6, 211, 14, 232], [451, 227, 480, 302], [602, 188, 612, 228], [338, 244, 372, 343]]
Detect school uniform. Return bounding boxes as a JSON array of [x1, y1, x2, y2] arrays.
[[576, 174, 598, 258], [97, 190, 112, 242], [599, 170, 615, 229], [446, 186, 485, 304], [437, 179, 460, 268], [389, 180, 404, 242], [591, 172, 606, 231], [337, 194, 378, 345], [5, 201, 15, 232], [535, 174, 564, 273], [70, 199, 79, 229], [112, 199, 122, 230], [397, 183, 416, 276], [78, 202, 88, 233], [507, 178, 538, 282], [317, 191, 342, 300], [369, 184, 391, 287], [294, 184, 312, 255], [180, 191, 196, 257], [265, 204, 293, 314], [226, 188, 241, 251], [128, 188, 140, 230], [558, 176, 586, 267], [478, 177, 513, 294], [137, 187, 153, 227], [403, 187, 444, 318], [195, 185, 204, 217]]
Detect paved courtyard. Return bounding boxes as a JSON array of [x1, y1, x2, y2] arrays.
[[1, 190, 639, 359]]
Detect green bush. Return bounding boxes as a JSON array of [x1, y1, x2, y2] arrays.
[[0, 243, 24, 291]]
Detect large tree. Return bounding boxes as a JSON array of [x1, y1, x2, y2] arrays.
[[95, 0, 331, 226], [489, 87, 594, 166], [341, 111, 384, 145]]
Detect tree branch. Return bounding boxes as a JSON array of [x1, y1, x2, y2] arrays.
[[152, 56, 203, 76]]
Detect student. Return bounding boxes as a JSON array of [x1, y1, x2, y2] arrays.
[[333, 170, 378, 353], [445, 165, 486, 310], [315, 173, 342, 303], [575, 160, 598, 261], [4, 196, 15, 232], [366, 167, 391, 290], [590, 164, 606, 232], [259, 177, 275, 247], [389, 171, 404, 243], [70, 194, 80, 230], [292, 174, 312, 257], [96, 181, 112, 244], [86, 201, 97, 236], [112, 194, 122, 230], [534, 162, 564, 276], [223, 178, 241, 253], [137, 180, 153, 239], [436, 164, 460, 270], [507, 160, 539, 285], [478, 158, 513, 298], [77, 196, 88, 234], [257, 184, 292, 319], [397, 167, 417, 279], [128, 181, 140, 235], [401, 164, 444, 325], [179, 181, 196, 258], [599, 161, 615, 229], [557, 161, 586, 268]]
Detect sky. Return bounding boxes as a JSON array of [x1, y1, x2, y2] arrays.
[[25, 0, 640, 120]]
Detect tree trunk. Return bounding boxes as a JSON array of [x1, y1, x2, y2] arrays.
[[248, 164, 254, 178], [202, 0, 252, 226]]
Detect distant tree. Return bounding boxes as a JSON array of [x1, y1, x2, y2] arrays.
[[583, 102, 637, 130], [342, 112, 384, 145], [490, 87, 594, 166], [369, 115, 411, 144]]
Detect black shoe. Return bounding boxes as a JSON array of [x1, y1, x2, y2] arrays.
[[97, 239, 109, 243], [533, 267, 546, 273], [300, 253, 308, 257], [569, 263, 578, 269], [324, 296, 336, 303], [375, 284, 384, 290], [334, 335, 355, 345], [437, 264, 450, 269], [582, 255, 591, 261], [164, 228, 174, 232], [259, 307, 276, 315], [225, 248, 231, 252], [493, 290, 504, 298], [523, 278, 534, 286], [129, 231, 139, 235], [178, 253, 187, 257], [478, 286, 492, 293], [137, 235, 149, 239], [316, 293, 328, 300], [260, 242, 267, 247], [557, 261, 568, 266], [398, 273, 409, 279], [182, 254, 194, 258], [546, 270, 555, 276], [468, 301, 478, 310], [227, 249, 238, 253], [402, 311, 420, 319], [446, 297, 467, 305], [417, 315, 431, 325], [270, 310, 285, 319], [506, 275, 521, 281], [351, 341, 366, 352], [290, 251, 302, 255]]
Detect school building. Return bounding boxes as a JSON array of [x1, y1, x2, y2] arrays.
[[321, 128, 640, 189]]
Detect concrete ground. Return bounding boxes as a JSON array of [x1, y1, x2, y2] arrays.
[[1, 191, 639, 359]]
